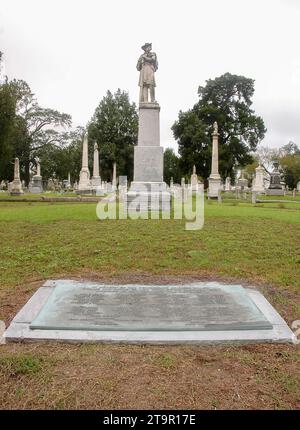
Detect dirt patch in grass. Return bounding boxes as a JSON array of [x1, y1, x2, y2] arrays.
[[1, 273, 299, 410], [0, 342, 299, 409]]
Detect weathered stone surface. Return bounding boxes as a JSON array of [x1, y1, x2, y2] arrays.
[[78, 134, 91, 190], [29, 282, 273, 332], [5, 280, 296, 345]]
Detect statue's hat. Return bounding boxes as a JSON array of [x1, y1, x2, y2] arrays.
[[141, 42, 152, 51]]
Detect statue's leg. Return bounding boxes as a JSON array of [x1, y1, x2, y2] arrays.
[[143, 86, 148, 103], [150, 86, 155, 103]]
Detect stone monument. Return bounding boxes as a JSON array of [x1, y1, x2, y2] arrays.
[[190, 165, 202, 193], [208, 122, 222, 198], [266, 161, 284, 196], [10, 157, 24, 196], [297, 181, 300, 193], [112, 162, 117, 191], [127, 43, 171, 211], [252, 164, 265, 193], [237, 170, 248, 190], [30, 159, 43, 194], [91, 142, 101, 187], [225, 177, 231, 192], [78, 133, 91, 191]]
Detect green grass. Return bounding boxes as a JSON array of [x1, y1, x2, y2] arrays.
[[0, 200, 299, 410], [0, 192, 77, 200], [0, 200, 299, 309], [0, 354, 46, 376]]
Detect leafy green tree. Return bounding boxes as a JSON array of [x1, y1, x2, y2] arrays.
[[88, 89, 138, 181], [163, 148, 181, 184], [7, 79, 72, 184], [34, 127, 84, 182], [278, 142, 300, 189], [172, 73, 266, 180], [0, 81, 18, 180]]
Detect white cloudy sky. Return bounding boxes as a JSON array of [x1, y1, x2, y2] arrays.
[[1, 0, 300, 152]]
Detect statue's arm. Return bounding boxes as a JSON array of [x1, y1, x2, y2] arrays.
[[152, 53, 158, 71], [136, 55, 143, 71]]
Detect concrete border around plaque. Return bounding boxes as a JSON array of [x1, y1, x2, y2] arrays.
[[4, 280, 296, 345]]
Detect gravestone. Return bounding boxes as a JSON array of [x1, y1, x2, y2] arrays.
[[208, 122, 222, 198], [30, 159, 43, 194], [5, 280, 296, 344], [10, 158, 24, 196], [266, 161, 284, 196], [225, 177, 231, 192], [252, 164, 265, 193]]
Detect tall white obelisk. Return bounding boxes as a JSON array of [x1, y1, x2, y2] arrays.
[[78, 133, 91, 191], [208, 121, 222, 198]]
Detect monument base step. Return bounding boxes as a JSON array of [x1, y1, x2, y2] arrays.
[[265, 189, 284, 196], [126, 190, 171, 211]]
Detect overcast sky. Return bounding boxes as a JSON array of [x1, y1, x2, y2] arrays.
[[1, 0, 300, 152]]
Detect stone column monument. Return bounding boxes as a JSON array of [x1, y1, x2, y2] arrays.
[[78, 133, 91, 191], [208, 122, 221, 198], [31, 158, 43, 194], [112, 162, 117, 191], [10, 158, 24, 196], [266, 161, 284, 196], [127, 43, 170, 211], [91, 142, 101, 187], [190, 165, 202, 193], [252, 164, 265, 193]]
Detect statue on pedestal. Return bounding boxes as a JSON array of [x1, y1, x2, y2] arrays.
[[137, 43, 158, 103]]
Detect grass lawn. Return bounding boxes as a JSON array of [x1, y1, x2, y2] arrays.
[[0, 200, 299, 409]]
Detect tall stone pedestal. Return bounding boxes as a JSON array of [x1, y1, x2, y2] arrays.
[[266, 161, 284, 196], [252, 165, 265, 194], [207, 123, 221, 198], [10, 158, 24, 196], [127, 103, 171, 211], [10, 179, 24, 196], [208, 177, 221, 198]]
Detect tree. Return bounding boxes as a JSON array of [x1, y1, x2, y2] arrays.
[[88, 89, 138, 181], [163, 148, 181, 184], [7, 80, 72, 184], [34, 127, 84, 182], [278, 142, 300, 189], [172, 73, 266, 180], [0, 81, 17, 180]]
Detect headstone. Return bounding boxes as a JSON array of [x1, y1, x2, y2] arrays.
[[78, 133, 91, 191], [225, 177, 231, 192], [127, 43, 171, 211], [208, 122, 222, 198], [266, 161, 284, 196], [112, 162, 117, 191], [5, 280, 296, 344], [297, 181, 300, 192], [47, 178, 55, 191], [252, 164, 265, 193], [10, 158, 24, 196], [237, 170, 248, 191], [91, 142, 101, 187], [30, 159, 43, 194]]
